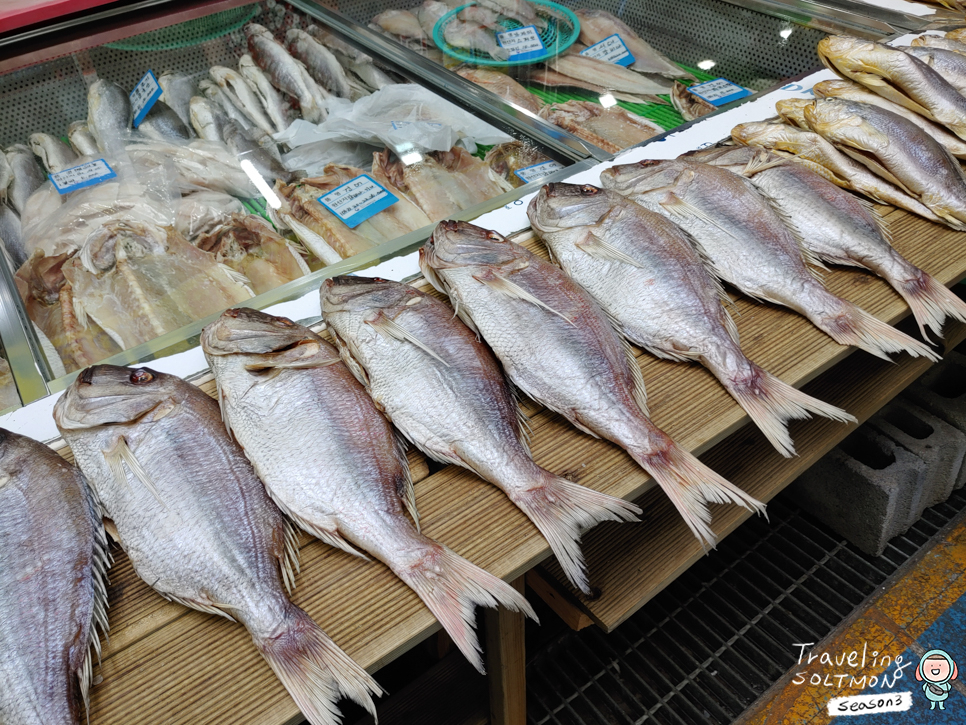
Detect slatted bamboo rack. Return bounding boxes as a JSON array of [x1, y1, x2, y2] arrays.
[[48, 201, 966, 725]]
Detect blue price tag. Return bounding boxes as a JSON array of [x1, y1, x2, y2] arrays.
[[686, 78, 753, 107], [130, 70, 163, 127], [580, 34, 635, 67], [513, 160, 565, 184], [497, 25, 546, 62], [319, 174, 398, 229], [50, 159, 117, 194]]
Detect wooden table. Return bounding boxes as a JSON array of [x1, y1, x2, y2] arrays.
[[51, 202, 966, 725]]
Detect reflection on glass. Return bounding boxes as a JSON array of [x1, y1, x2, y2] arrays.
[[241, 160, 282, 209], [598, 93, 618, 108], [698, 60, 717, 71]]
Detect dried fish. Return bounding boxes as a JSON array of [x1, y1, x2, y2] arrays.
[[485, 141, 554, 188], [457, 67, 544, 114], [287, 29, 352, 99], [209, 66, 276, 136], [138, 99, 192, 142], [576, 9, 692, 79], [28, 133, 77, 174], [87, 79, 133, 152], [539, 100, 663, 153], [444, 21, 509, 61], [6, 144, 47, 215], [238, 54, 292, 133], [547, 54, 673, 95], [671, 81, 716, 121], [67, 121, 99, 157], [247, 23, 329, 124], [158, 70, 196, 130], [188, 95, 229, 142], [526, 66, 667, 105]]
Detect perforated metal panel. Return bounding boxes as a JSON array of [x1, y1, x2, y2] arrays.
[[337, 0, 826, 91]]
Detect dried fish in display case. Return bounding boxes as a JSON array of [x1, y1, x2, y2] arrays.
[[331, 0, 923, 154], [0, 0, 584, 404]]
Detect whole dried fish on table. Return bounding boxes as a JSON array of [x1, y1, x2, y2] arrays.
[[671, 82, 715, 121], [87, 79, 132, 152], [322, 274, 639, 593], [539, 100, 663, 154], [276, 163, 429, 263], [67, 121, 99, 157], [203, 307, 536, 670], [444, 21, 510, 61], [456, 68, 544, 115], [247, 23, 330, 124], [138, 99, 192, 142], [485, 141, 555, 188], [0, 427, 108, 725], [692, 145, 966, 340], [813, 79, 966, 159], [372, 147, 512, 220], [528, 182, 853, 457], [547, 53, 673, 96], [731, 121, 944, 223], [54, 365, 382, 725], [910, 34, 966, 55], [158, 70, 196, 130], [421, 221, 759, 546], [601, 158, 938, 362], [15, 251, 122, 372], [900, 45, 966, 94], [62, 221, 253, 351], [6, 144, 47, 215], [805, 97, 966, 230], [29, 133, 77, 174], [287, 29, 352, 99], [817, 35, 966, 141], [238, 54, 292, 134], [576, 9, 693, 79], [209, 66, 277, 136], [196, 214, 308, 295], [525, 67, 666, 105]]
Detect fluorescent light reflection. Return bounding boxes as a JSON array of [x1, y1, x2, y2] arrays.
[[697, 59, 716, 71], [399, 151, 423, 165], [780, 28, 793, 39], [599, 93, 617, 108], [240, 159, 281, 209]]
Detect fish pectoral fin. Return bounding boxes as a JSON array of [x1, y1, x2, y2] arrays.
[[164, 593, 238, 622], [103, 517, 120, 543], [244, 343, 342, 372], [367, 311, 450, 366], [216, 381, 233, 440], [308, 516, 370, 560], [660, 192, 738, 240], [472, 269, 573, 324], [742, 153, 786, 177], [104, 437, 168, 510], [393, 430, 420, 531], [576, 233, 647, 269]]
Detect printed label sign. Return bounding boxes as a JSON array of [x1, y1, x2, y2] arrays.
[[130, 70, 163, 127], [687, 78, 752, 106], [580, 34, 635, 67], [318, 174, 398, 229], [513, 160, 565, 184], [497, 25, 546, 62], [50, 159, 117, 194]]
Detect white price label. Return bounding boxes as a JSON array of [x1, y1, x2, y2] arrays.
[[130, 70, 163, 127], [580, 34, 635, 67], [513, 160, 565, 184], [50, 159, 117, 194], [686, 78, 752, 106], [319, 174, 398, 229], [497, 25, 546, 60]]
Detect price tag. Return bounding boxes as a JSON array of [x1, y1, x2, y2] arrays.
[[580, 34, 635, 67], [50, 159, 117, 194], [130, 70, 163, 127], [686, 78, 752, 106], [318, 174, 398, 229], [497, 25, 546, 62], [513, 160, 565, 184]]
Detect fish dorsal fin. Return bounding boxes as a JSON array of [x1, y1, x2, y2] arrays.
[[394, 431, 420, 532], [216, 380, 233, 440], [596, 305, 650, 417], [836, 146, 918, 197], [367, 311, 450, 366], [79, 479, 112, 722], [751, 180, 829, 280], [506, 377, 535, 455], [854, 195, 895, 245], [104, 436, 167, 510], [577, 231, 647, 268], [218, 263, 255, 296], [660, 191, 739, 240], [473, 269, 573, 324]]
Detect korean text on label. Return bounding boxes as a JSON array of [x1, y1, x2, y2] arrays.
[[497, 25, 546, 61], [686, 78, 753, 106], [580, 34, 635, 67], [50, 159, 117, 195], [130, 70, 163, 127], [513, 160, 565, 184], [318, 174, 399, 229]]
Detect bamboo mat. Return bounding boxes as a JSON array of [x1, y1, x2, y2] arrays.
[[71, 203, 966, 725]]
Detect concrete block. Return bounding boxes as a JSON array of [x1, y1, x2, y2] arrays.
[[787, 427, 926, 557], [868, 398, 966, 522], [902, 351, 966, 489]]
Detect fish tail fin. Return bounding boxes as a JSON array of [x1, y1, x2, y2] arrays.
[[392, 538, 538, 674], [811, 297, 940, 362], [896, 272, 966, 340], [254, 605, 382, 725], [714, 361, 856, 457], [507, 471, 641, 596], [629, 437, 765, 548]]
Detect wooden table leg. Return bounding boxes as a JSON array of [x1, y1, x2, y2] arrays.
[[485, 575, 527, 725]]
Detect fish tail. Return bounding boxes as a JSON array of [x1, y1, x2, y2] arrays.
[[895, 272, 966, 340], [392, 538, 538, 674], [714, 361, 856, 457], [507, 471, 641, 596], [811, 297, 940, 362], [253, 605, 383, 725], [628, 437, 765, 548]]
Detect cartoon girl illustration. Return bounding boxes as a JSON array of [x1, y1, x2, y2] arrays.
[[916, 649, 958, 711]]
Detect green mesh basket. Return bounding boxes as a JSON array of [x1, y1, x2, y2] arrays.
[[433, 0, 579, 66], [105, 5, 259, 51]]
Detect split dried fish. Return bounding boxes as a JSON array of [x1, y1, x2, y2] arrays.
[[322, 273, 639, 593], [485, 141, 554, 188], [526, 67, 666, 105], [54, 365, 382, 725], [175, 190, 245, 241], [416, 0, 450, 38], [547, 53, 673, 95], [576, 9, 692, 79], [456, 67, 544, 114], [539, 100, 663, 153], [671, 82, 716, 121], [370, 10, 429, 45], [444, 21, 509, 61]]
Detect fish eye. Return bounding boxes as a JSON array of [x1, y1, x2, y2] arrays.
[[580, 185, 599, 195], [486, 231, 502, 241], [130, 369, 154, 385], [276, 318, 295, 327]]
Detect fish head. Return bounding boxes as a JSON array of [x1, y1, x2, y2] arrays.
[[812, 79, 859, 98], [54, 365, 182, 431], [816, 35, 879, 74], [599, 159, 685, 195], [322, 276, 421, 326], [422, 219, 522, 274], [80, 221, 167, 274], [804, 98, 888, 152], [201, 308, 318, 357], [775, 99, 814, 129], [28, 133, 57, 168], [244, 23, 272, 39], [527, 183, 617, 233], [732, 121, 811, 153]]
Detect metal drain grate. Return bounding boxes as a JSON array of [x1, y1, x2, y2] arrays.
[[526, 489, 966, 725]]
